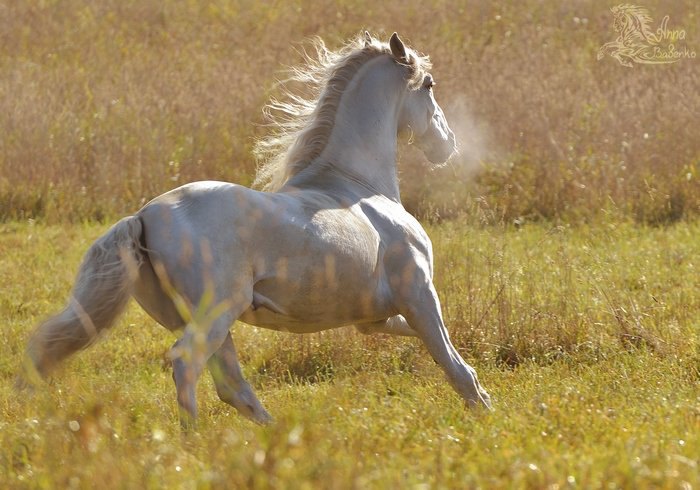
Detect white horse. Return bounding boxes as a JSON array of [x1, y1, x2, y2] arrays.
[[22, 32, 492, 428]]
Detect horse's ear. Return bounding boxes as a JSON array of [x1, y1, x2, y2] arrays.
[[389, 32, 407, 62], [364, 30, 372, 47]]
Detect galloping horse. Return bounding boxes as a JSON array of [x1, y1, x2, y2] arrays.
[[22, 32, 492, 427]]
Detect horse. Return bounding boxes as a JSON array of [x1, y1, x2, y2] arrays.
[[21, 32, 492, 428]]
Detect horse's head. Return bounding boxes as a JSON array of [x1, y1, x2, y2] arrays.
[[390, 33, 457, 165]]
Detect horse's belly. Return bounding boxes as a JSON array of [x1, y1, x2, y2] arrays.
[[238, 307, 344, 333], [238, 279, 394, 333]]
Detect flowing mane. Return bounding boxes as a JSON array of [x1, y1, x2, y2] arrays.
[[253, 32, 430, 192]]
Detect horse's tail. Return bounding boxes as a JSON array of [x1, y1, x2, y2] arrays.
[[23, 216, 144, 380]]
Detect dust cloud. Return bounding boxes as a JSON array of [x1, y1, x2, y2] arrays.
[[443, 96, 496, 176]]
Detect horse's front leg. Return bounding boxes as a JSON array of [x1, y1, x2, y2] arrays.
[[207, 332, 272, 425], [394, 277, 492, 410], [355, 315, 418, 337]]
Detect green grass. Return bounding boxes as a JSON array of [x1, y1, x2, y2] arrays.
[[1, 220, 698, 488]]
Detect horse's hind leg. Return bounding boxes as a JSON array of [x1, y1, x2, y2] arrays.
[[170, 288, 257, 429], [171, 311, 233, 430], [207, 332, 272, 424], [135, 258, 266, 427]]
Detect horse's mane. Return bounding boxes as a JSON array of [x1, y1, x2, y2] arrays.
[[613, 4, 659, 45], [253, 32, 430, 192]]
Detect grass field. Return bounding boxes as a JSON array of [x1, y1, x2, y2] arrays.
[[1, 221, 698, 488], [1, 0, 700, 488]]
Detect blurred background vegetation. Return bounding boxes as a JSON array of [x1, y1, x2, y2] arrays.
[[0, 0, 698, 223]]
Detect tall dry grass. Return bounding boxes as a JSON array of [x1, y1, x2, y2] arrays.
[[0, 0, 698, 222]]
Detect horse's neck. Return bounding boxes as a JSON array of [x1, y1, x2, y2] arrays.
[[318, 56, 404, 201]]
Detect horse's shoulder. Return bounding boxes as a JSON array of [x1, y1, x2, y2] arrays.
[[358, 197, 432, 256]]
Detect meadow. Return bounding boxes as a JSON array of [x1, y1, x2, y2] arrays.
[[1, 221, 699, 488], [1, 0, 699, 488]]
